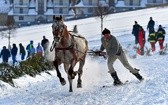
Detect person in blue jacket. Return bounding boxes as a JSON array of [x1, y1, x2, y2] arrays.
[[0, 46, 11, 63], [26, 40, 35, 58], [11, 43, 18, 66]]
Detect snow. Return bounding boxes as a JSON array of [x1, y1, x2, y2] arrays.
[[1, 6, 168, 105]]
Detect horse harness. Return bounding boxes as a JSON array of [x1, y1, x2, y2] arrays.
[[50, 32, 86, 54]]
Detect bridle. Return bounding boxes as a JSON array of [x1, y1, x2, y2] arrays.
[[50, 21, 68, 51]]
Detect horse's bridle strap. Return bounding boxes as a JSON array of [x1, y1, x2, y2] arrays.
[[55, 45, 73, 50]]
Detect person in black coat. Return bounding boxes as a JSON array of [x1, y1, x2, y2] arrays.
[[132, 21, 140, 44], [0, 46, 11, 63], [11, 43, 18, 65], [41, 36, 49, 57], [147, 17, 155, 33], [41, 36, 49, 51], [19, 43, 26, 60]]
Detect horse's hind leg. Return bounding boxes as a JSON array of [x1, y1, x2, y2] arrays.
[[77, 58, 85, 88], [53, 60, 66, 85]]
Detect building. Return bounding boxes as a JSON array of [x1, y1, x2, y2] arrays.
[[5, 0, 168, 26], [115, 0, 168, 11], [8, 0, 110, 26]]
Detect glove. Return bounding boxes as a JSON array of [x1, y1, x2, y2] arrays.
[[94, 50, 102, 55]]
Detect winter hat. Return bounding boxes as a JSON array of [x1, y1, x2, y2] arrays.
[[102, 28, 110, 35], [30, 40, 33, 44], [159, 25, 162, 28]]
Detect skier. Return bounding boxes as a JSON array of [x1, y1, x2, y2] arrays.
[[148, 29, 157, 52], [132, 21, 140, 45], [137, 26, 146, 55], [99, 28, 144, 86], [147, 17, 155, 33], [156, 25, 166, 53]]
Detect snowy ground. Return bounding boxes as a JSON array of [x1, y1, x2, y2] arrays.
[[0, 6, 168, 105]]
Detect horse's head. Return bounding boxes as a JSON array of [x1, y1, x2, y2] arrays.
[[52, 15, 65, 43]]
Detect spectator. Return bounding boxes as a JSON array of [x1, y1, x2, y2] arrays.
[[0, 46, 11, 63], [156, 25, 166, 52], [11, 44, 18, 66], [132, 21, 140, 44], [147, 17, 155, 33], [148, 29, 157, 52], [137, 26, 146, 55], [36, 43, 43, 56], [26, 40, 35, 58], [41, 36, 49, 57], [19, 43, 26, 60]]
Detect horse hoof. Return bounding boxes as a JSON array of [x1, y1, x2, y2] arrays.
[[69, 89, 73, 92], [60, 78, 66, 86], [77, 84, 82, 88]]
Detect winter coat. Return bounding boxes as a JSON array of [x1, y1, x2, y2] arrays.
[[147, 20, 155, 33], [132, 24, 140, 37], [41, 38, 49, 50], [36, 45, 43, 55], [0, 48, 11, 62], [19, 45, 26, 55], [157, 28, 166, 41], [26, 44, 35, 54], [100, 35, 122, 56], [11, 46, 18, 56], [148, 32, 157, 43], [138, 28, 146, 46]]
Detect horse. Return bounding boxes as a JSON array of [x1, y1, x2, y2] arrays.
[[50, 15, 88, 92]]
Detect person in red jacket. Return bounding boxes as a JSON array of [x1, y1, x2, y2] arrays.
[[137, 26, 146, 55]]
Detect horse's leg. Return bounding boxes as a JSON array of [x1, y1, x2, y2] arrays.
[[77, 57, 86, 88], [64, 64, 73, 92], [67, 62, 78, 92], [68, 63, 77, 79], [68, 76, 73, 92], [53, 60, 66, 85]]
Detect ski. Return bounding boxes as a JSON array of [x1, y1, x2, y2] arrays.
[[102, 80, 129, 88]]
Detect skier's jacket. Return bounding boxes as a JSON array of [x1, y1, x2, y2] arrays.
[[148, 32, 157, 43], [157, 28, 166, 41]]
